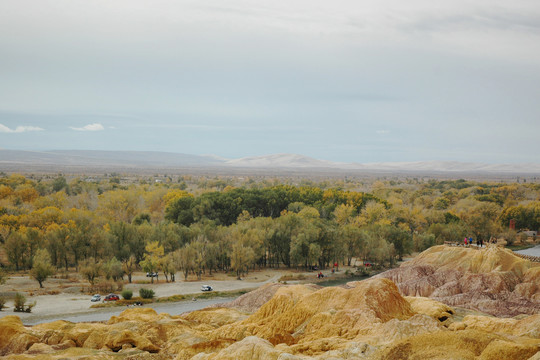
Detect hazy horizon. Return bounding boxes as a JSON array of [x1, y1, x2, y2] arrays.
[[3, 149, 540, 172], [1, 1, 539, 164]]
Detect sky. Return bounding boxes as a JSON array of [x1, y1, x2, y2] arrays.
[[1, 0, 539, 163]]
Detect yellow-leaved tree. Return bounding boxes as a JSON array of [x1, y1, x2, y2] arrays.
[[140, 241, 164, 283]]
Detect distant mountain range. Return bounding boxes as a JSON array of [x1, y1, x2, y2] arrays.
[[0, 150, 539, 174]]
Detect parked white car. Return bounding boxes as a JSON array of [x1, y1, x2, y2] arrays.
[[201, 285, 213, 292], [91, 294, 101, 302]]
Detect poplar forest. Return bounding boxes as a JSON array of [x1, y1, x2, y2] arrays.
[[0, 173, 539, 284]]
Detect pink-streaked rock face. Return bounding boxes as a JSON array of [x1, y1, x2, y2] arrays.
[[376, 245, 540, 317], [1, 247, 539, 359]]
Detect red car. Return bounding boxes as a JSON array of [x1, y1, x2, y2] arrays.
[[103, 294, 119, 301]]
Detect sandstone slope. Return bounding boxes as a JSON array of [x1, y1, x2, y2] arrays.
[[0, 276, 538, 359], [377, 245, 540, 317]]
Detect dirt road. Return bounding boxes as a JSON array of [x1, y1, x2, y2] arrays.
[[0, 271, 285, 324]]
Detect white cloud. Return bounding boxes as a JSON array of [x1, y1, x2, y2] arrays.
[[69, 123, 105, 131], [0, 123, 44, 133]]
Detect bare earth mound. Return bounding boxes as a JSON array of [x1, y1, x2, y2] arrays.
[[0, 275, 539, 359], [376, 245, 540, 317]]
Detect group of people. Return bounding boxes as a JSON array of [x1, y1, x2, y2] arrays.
[[463, 237, 484, 247]]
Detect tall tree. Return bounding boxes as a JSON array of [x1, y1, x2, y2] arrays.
[[230, 242, 255, 280], [30, 249, 55, 288], [174, 246, 196, 281], [140, 241, 164, 283], [79, 258, 102, 286], [122, 255, 137, 283]]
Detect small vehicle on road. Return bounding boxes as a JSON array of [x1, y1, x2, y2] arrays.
[[103, 294, 120, 301], [201, 285, 213, 292], [91, 294, 101, 302], [146, 272, 158, 277]]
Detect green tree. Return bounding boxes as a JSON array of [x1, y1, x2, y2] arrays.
[[498, 229, 517, 246], [5, 230, 26, 270], [30, 249, 55, 288], [381, 225, 412, 261], [340, 224, 363, 266], [459, 201, 502, 241], [132, 213, 151, 225], [160, 253, 177, 282], [204, 241, 220, 275], [103, 257, 124, 281], [428, 222, 469, 244], [190, 235, 207, 280], [122, 255, 137, 283], [0, 268, 6, 285], [109, 221, 145, 263], [174, 246, 196, 281], [230, 242, 255, 280], [433, 197, 450, 210], [79, 258, 102, 286], [165, 195, 195, 226], [413, 233, 436, 252], [52, 176, 67, 192], [308, 243, 322, 268]]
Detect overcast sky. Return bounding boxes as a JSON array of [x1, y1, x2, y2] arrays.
[[1, 0, 539, 163]]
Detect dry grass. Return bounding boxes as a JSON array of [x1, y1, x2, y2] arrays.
[[278, 274, 306, 282]]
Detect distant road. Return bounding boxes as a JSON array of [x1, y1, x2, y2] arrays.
[[515, 245, 540, 257], [22, 297, 235, 326]]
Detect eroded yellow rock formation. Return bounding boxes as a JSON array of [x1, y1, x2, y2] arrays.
[[0, 246, 539, 359], [378, 245, 540, 317], [1, 277, 538, 359]]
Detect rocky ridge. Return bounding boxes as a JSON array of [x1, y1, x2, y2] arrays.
[[376, 245, 540, 317], [0, 246, 539, 359]]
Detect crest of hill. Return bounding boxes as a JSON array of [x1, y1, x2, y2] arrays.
[[214, 282, 321, 313], [225, 153, 346, 168], [2, 149, 540, 174], [213, 278, 416, 345], [403, 245, 531, 276], [378, 245, 540, 317]]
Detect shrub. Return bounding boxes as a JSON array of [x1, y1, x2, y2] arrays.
[[139, 288, 155, 299], [518, 232, 529, 243], [13, 293, 36, 313], [122, 289, 133, 300], [25, 302, 36, 313], [278, 274, 306, 282], [357, 267, 371, 277], [14, 293, 26, 312], [86, 280, 123, 295], [499, 230, 517, 246]]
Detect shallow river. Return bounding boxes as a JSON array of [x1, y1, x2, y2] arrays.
[[515, 244, 540, 257], [23, 297, 234, 326]]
